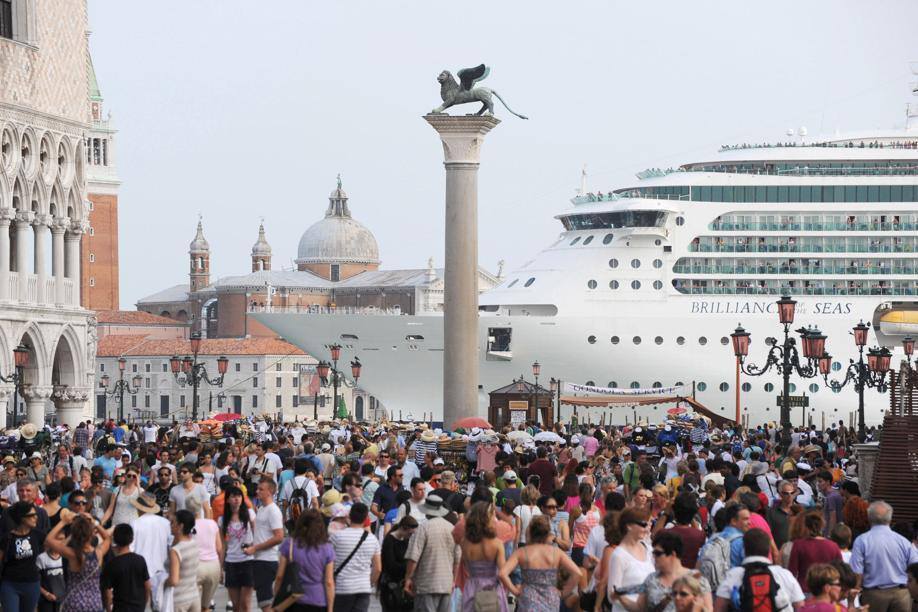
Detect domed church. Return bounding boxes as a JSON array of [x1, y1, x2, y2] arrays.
[[137, 178, 500, 339]]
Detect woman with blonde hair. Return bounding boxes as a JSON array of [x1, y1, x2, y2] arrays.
[[513, 485, 542, 547], [671, 574, 708, 612], [799, 564, 847, 612]]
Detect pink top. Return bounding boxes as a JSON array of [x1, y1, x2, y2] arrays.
[[193, 518, 220, 562], [749, 512, 774, 540], [582, 436, 599, 457], [572, 506, 600, 548], [476, 444, 498, 472]]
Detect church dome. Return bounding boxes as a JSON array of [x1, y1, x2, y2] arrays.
[[189, 219, 209, 253], [251, 222, 272, 257], [296, 179, 380, 265]]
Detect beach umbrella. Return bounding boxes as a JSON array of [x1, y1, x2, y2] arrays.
[[453, 417, 491, 430]]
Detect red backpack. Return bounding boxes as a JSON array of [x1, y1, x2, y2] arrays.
[[739, 562, 778, 612]]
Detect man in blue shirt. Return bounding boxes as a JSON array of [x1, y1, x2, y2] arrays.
[[93, 444, 120, 484], [850, 500, 918, 612], [721, 503, 752, 568]]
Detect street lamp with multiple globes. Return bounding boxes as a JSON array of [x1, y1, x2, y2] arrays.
[[1, 345, 30, 426], [531, 361, 541, 426], [730, 295, 831, 449], [315, 344, 361, 420], [99, 357, 144, 422], [820, 320, 891, 441], [169, 333, 229, 421]]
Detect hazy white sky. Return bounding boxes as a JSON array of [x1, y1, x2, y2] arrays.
[[87, 1, 918, 308]]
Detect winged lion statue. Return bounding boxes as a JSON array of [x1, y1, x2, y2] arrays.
[[431, 64, 528, 119]]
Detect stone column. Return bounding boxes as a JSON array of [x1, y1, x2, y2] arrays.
[[51, 218, 67, 305], [32, 214, 50, 303], [14, 211, 33, 301], [65, 223, 84, 306], [424, 114, 500, 427], [21, 386, 52, 427], [55, 389, 89, 428], [0, 209, 13, 301]]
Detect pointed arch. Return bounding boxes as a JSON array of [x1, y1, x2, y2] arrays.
[[66, 188, 83, 222], [0, 170, 9, 212], [11, 175, 25, 211], [51, 325, 83, 387], [32, 178, 49, 216], [17, 322, 51, 387]]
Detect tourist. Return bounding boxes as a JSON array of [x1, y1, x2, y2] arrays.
[[167, 509, 201, 612], [380, 515, 418, 612], [170, 461, 212, 518], [499, 515, 581, 612], [0, 501, 45, 612], [799, 563, 848, 612], [849, 501, 918, 612], [282, 458, 321, 526], [786, 511, 843, 592], [538, 494, 571, 551], [767, 479, 798, 549], [714, 528, 804, 612], [664, 492, 707, 569], [606, 507, 655, 611], [672, 573, 709, 612], [274, 509, 337, 612], [829, 523, 853, 563], [36, 539, 65, 612], [186, 495, 222, 612], [840, 481, 869, 539], [816, 470, 844, 536], [46, 512, 110, 611], [219, 486, 256, 612], [459, 501, 507, 612], [397, 478, 428, 524], [403, 495, 457, 612], [330, 503, 381, 612], [513, 484, 542, 546], [147, 466, 175, 517], [102, 463, 142, 527], [198, 450, 217, 496], [26, 452, 50, 491], [569, 481, 601, 565], [246, 478, 285, 612], [100, 523, 151, 612], [612, 531, 713, 612], [42, 482, 63, 529]]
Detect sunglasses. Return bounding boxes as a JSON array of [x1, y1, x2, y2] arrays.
[[544, 504, 558, 510], [127, 474, 138, 478], [23, 513, 37, 518], [629, 521, 649, 528], [70, 500, 86, 506], [179, 470, 190, 474], [652, 549, 666, 557]]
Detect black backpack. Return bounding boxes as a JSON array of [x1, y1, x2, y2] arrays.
[[738, 561, 778, 612]]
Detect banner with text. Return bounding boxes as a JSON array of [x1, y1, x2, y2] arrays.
[[562, 382, 685, 397]]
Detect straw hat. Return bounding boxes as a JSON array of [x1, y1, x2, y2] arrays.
[[420, 430, 437, 443], [19, 423, 37, 440], [419, 494, 450, 518], [321, 489, 342, 517], [130, 493, 161, 515]]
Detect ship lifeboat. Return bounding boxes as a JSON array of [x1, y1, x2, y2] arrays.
[[878, 310, 918, 336]]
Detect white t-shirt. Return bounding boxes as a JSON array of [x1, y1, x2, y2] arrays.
[[330, 527, 380, 594], [395, 498, 427, 525], [131, 513, 173, 577], [401, 461, 420, 490], [608, 542, 655, 612], [513, 505, 542, 545], [266, 452, 283, 476], [253, 503, 284, 561], [795, 479, 815, 507], [282, 475, 320, 508], [246, 456, 277, 482], [143, 426, 159, 444], [169, 483, 210, 518], [716, 557, 805, 612]]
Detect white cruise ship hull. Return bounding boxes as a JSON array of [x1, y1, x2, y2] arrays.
[[254, 294, 902, 426]]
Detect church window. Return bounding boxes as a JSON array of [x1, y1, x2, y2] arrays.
[[89, 253, 95, 263], [331, 264, 340, 281]]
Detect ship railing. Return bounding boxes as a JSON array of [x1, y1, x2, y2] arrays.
[[247, 305, 405, 315]]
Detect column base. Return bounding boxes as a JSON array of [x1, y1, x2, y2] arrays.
[[55, 401, 88, 428]]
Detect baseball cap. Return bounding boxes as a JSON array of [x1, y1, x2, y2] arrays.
[[503, 470, 517, 482]]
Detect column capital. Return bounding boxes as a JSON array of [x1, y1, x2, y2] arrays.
[[51, 217, 70, 234], [15, 211, 35, 226], [61, 387, 90, 402], [67, 220, 89, 237], [21, 385, 53, 401], [32, 213, 52, 228], [424, 114, 501, 164], [0, 209, 15, 224]]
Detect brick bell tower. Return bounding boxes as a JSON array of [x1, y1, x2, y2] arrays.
[[189, 218, 210, 293]]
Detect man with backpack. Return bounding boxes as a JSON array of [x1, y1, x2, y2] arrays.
[[698, 503, 752, 592], [713, 528, 804, 611], [281, 458, 320, 528]]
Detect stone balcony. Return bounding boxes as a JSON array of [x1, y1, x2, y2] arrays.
[[5, 272, 78, 307]]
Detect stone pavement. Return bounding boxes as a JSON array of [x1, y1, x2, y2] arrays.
[[211, 585, 383, 611]]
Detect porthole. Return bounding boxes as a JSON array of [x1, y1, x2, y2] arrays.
[[631, 258, 641, 269], [832, 361, 842, 372], [697, 382, 707, 391], [610, 336, 620, 345], [631, 280, 641, 290], [609, 280, 619, 290], [587, 335, 596, 344], [719, 382, 729, 392], [652, 381, 662, 388], [630, 381, 640, 389], [582, 235, 594, 245], [653, 280, 663, 290], [609, 258, 619, 269], [832, 386, 841, 394], [507, 279, 518, 288], [720, 336, 729, 345], [570, 236, 581, 246], [698, 336, 707, 345], [653, 259, 663, 269], [789, 383, 797, 393], [764, 382, 774, 392], [585, 380, 595, 386], [524, 277, 535, 287], [676, 381, 684, 387], [633, 336, 642, 345], [608, 381, 618, 388], [676, 336, 685, 345], [676, 216, 685, 226], [741, 382, 751, 392], [587, 279, 597, 289], [654, 239, 662, 246], [809, 383, 819, 393], [603, 234, 614, 245], [654, 336, 663, 345]]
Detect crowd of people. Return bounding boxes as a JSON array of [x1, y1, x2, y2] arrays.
[[0, 415, 915, 612]]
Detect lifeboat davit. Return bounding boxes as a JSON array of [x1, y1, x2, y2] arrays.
[[879, 310, 918, 336]]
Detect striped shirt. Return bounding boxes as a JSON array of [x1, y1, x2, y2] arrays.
[[414, 440, 438, 464], [330, 527, 380, 594]]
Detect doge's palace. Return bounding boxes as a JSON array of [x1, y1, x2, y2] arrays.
[[0, 0, 96, 427]]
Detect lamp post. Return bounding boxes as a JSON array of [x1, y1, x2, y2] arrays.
[[316, 344, 361, 420], [170, 333, 229, 421], [99, 357, 144, 422], [531, 361, 541, 427], [730, 295, 829, 449], [820, 320, 890, 441], [1, 345, 29, 427]]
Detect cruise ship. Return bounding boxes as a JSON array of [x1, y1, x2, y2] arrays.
[[255, 75, 918, 426]]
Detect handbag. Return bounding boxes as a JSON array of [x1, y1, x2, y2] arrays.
[[273, 541, 305, 606], [473, 588, 500, 612]]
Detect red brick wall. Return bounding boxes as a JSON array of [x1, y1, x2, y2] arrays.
[[297, 262, 378, 280], [82, 192, 119, 310]]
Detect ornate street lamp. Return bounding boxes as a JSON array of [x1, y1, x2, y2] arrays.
[[820, 321, 889, 441], [99, 356, 143, 422], [317, 344, 362, 420], [170, 332, 229, 421], [1, 345, 30, 427], [531, 361, 541, 427], [730, 296, 828, 449]]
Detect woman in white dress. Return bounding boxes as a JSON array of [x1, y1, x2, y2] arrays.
[[606, 508, 655, 612], [102, 464, 141, 527]]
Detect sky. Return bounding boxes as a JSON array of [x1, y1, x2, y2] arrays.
[[86, 0, 918, 308]]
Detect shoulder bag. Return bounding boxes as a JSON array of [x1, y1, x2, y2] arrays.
[[334, 531, 369, 577], [273, 540, 305, 606]]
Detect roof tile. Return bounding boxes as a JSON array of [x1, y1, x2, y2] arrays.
[[96, 310, 185, 326], [97, 336, 306, 358]]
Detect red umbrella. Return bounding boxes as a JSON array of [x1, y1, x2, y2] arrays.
[[667, 407, 687, 416], [452, 417, 491, 430], [211, 412, 241, 422]]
